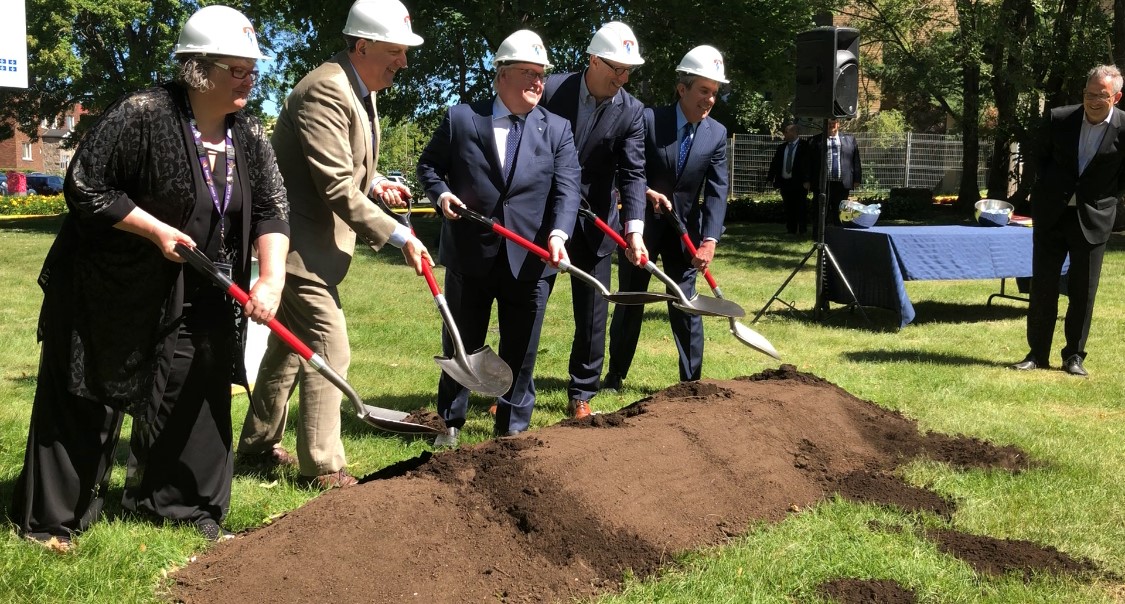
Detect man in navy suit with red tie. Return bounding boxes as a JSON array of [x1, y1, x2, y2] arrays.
[[604, 45, 730, 388], [541, 22, 649, 418], [417, 30, 581, 446]]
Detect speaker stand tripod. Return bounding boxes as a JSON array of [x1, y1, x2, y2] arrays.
[[752, 119, 868, 324]]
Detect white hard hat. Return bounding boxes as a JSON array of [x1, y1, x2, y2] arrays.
[[342, 0, 424, 47], [676, 45, 729, 84], [174, 5, 270, 60], [492, 30, 552, 69], [586, 21, 644, 66]]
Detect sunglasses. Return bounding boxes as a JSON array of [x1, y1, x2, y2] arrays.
[[212, 61, 260, 82]]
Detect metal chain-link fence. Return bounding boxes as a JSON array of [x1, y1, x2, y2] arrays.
[[728, 133, 994, 197]]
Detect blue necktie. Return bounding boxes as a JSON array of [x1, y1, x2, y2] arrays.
[[829, 137, 841, 180], [504, 115, 522, 183], [677, 123, 694, 178]]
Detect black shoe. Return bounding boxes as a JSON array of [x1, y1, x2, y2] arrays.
[[433, 427, 460, 448], [601, 372, 623, 392], [1010, 355, 1043, 371], [195, 518, 234, 542], [493, 428, 523, 438], [1063, 354, 1088, 377]]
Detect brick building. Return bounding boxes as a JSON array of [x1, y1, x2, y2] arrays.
[[0, 104, 85, 176]]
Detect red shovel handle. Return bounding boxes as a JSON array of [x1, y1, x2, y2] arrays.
[[664, 210, 720, 290], [577, 204, 648, 265], [452, 205, 552, 262], [174, 243, 316, 361]]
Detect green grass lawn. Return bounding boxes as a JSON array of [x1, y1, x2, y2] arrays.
[[0, 214, 1122, 603]]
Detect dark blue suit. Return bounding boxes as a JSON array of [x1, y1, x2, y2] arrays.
[[417, 99, 581, 433], [608, 103, 729, 382], [542, 72, 646, 402]]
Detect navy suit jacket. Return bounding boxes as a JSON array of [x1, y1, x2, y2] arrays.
[[417, 99, 581, 280], [807, 132, 861, 191], [542, 72, 647, 257], [644, 104, 729, 243], [1031, 104, 1125, 244], [767, 138, 811, 189]]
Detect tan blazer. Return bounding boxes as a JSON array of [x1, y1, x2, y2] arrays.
[[271, 51, 398, 286]]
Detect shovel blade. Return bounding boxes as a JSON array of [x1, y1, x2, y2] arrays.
[[672, 294, 746, 318], [354, 404, 441, 435], [434, 345, 513, 397], [605, 291, 679, 305], [729, 319, 781, 360]]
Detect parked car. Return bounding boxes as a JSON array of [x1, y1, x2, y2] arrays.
[[26, 174, 65, 195]]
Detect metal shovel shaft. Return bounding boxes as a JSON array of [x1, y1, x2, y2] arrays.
[[662, 213, 780, 360], [577, 206, 745, 319], [174, 244, 439, 435], [455, 205, 673, 305]]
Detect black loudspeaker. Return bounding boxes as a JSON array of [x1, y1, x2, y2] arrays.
[[794, 26, 859, 118]]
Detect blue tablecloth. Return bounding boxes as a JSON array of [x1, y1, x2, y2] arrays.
[[823, 225, 1038, 327]]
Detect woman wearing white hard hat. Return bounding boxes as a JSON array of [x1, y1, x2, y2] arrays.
[[606, 45, 731, 388], [10, 5, 289, 547]]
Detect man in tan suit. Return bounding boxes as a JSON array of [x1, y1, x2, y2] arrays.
[[238, 0, 430, 488]]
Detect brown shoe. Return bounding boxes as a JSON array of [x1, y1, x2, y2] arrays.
[[567, 399, 592, 419], [303, 469, 358, 489], [238, 446, 297, 469], [488, 403, 498, 416]]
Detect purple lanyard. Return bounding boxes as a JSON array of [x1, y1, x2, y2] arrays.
[[186, 106, 235, 226]]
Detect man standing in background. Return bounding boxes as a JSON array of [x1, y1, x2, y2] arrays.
[[767, 123, 810, 235], [805, 118, 861, 238]]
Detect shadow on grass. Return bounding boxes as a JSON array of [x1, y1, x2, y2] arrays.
[[757, 298, 1028, 332], [0, 214, 65, 234], [843, 349, 1010, 368]]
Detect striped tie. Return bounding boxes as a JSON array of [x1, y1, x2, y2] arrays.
[[505, 115, 522, 183], [677, 123, 694, 177]]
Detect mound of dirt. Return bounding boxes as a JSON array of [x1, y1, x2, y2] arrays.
[[171, 365, 1089, 603]]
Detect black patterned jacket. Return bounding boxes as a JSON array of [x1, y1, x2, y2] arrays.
[[38, 82, 289, 411]]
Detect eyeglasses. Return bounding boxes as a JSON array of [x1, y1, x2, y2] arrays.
[[508, 67, 545, 83], [212, 61, 260, 82], [600, 58, 636, 77], [1083, 91, 1115, 102]]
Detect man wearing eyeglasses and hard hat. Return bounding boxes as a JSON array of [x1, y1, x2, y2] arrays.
[[239, 0, 432, 489], [417, 30, 581, 448], [539, 22, 649, 420], [605, 45, 731, 389]]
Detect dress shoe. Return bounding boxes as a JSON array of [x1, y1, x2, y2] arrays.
[[301, 469, 358, 489], [493, 428, 522, 438], [601, 372, 623, 392], [237, 445, 297, 469], [1009, 355, 1042, 371], [567, 399, 592, 419], [433, 427, 460, 448], [1063, 354, 1088, 377]]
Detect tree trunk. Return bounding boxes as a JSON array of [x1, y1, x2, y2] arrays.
[[956, 0, 983, 210]]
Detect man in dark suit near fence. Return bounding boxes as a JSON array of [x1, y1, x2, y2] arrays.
[[805, 118, 861, 238], [767, 124, 811, 235], [1011, 64, 1125, 377]]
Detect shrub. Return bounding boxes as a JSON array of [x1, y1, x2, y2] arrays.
[[0, 194, 68, 216], [726, 194, 784, 223]]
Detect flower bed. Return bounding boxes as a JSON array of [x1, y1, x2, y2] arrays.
[[0, 194, 67, 216]]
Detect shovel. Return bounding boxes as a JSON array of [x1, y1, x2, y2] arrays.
[[379, 197, 513, 396], [575, 203, 746, 319], [661, 210, 781, 360], [451, 204, 677, 306], [174, 243, 439, 436]]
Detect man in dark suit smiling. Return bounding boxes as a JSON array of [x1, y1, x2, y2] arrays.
[[417, 30, 581, 445], [1012, 64, 1125, 377]]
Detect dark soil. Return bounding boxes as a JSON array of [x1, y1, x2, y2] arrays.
[[818, 578, 917, 603], [401, 407, 448, 431], [171, 364, 1100, 603]]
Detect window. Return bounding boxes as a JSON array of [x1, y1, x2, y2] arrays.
[[21, 143, 32, 161], [59, 152, 71, 171]]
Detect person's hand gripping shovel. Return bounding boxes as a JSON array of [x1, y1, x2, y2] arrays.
[[661, 209, 780, 360], [173, 243, 440, 435], [575, 202, 746, 319], [450, 204, 677, 306], [377, 196, 513, 396]]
